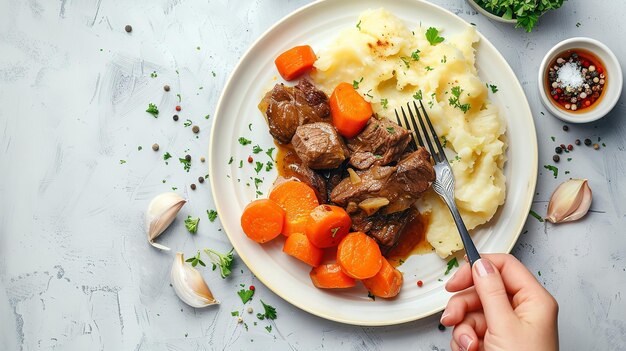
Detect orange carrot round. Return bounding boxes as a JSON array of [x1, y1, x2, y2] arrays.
[[329, 82, 373, 138], [337, 232, 382, 279], [269, 180, 319, 236], [305, 205, 352, 248], [309, 263, 356, 289], [274, 45, 317, 81], [362, 257, 403, 298], [283, 232, 323, 267], [240, 199, 285, 243]]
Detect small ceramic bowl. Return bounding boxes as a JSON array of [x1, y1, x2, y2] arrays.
[[467, 0, 516, 24], [538, 37, 622, 123]]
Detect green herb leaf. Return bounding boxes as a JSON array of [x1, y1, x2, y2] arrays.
[[205, 248, 234, 278], [231, 311, 239, 316], [413, 89, 423, 100], [265, 147, 275, 161], [441, 55, 447, 63], [529, 210, 544, 222], [352, 77, 363, 89], [228, 156, 234, 165], [425, 66, 434, 71], [254, 162, 263, 174], [444, 257, 459, 275], [184, 216, 200, 234], [238, 137, 252, 146], [400, 56, 410, 69], [119, 160, 126, 164], [544, 165, 558, 178], [252, 145, 263, 154], [356, 20, 361, 30], [207, 209, 218, 222], [186, 251, 205, 267], [146, 103, 159, 117], [489, 84, 499, 93], [178, 157, 191, 172], [411, 49, 421, 61], [380, 98, 388, 109], [265, 325, 272, 333], [184, 119, 192, 127], [237, 288, 254, 303], [386, 127, 395, 134], [425, 27, 444, 45], [265, 161, 273, 172], [260, 300, 277, 320], [448, 86, 471, 113]]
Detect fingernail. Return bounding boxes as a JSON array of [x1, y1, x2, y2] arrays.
[[459, 334, 473, 351], [440, 310, 449, 324], [475, 258, 495, 277]]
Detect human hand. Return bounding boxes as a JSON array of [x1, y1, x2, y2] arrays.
[[441, 254, 559, 351]]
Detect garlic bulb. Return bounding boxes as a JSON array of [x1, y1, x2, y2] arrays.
[[546, 179, 592, 223], [146, 192, 186, 250], [171, 252, 219, 307]]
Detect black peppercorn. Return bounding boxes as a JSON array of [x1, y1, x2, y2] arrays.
[[190, 183, 196, 190], [164, 85, 170, 92], [555, 146, 563, 154], [173, 114, 179, 121], [553, 155, 560, 162], [584, 138, 592, 146], [575, 139, 581, 145], [185, 154, 191, 162], [125, 25, 132, 33], [562, 125, 569, 131], [198, 177, 204, 184]]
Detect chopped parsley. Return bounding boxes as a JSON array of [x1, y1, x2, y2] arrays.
[[176, 93, 182, 102], [179, 157, 191, 172], [231, 311, 239, 317], [137, 146, 142, 151], [184, 119, 193, 127], [550, 136, 555, 141], [184, 216, 200, 234], [252, 145, 263, 154], [352, 77, 363, 89], [488, 84, 499, 93], [411, 49, 421, 61], [150, 71, 157, 78], [425, 66, 434, 71], [238, 137, 252, 146], [237, 288, 255, 303], [529, 210, 544, 222], [413, 89, 423, 100], [441, 55, 447, 63], [444, 257, 459, 275], [265, 147, 275, 161], [386, 127, 395, 134], [254, 178, 263, 190], [228, 156, 234, 165], [260, 300, 277, 320], [265, 325, 272, 333], [207, 209, 218, 222], [119, 160, 126, 164], [544, 165, 558, 178], [380, 98, 388, 109], [239, 160, 243, 169], [248, 123, 252, 131], [356, 20, 361, 30], [441, 136, 448, 148], [205, 248, 234, 278], [146, 103, 159, 117], [185, 251, 205, 267], [265, 161, 273, 172], [254, 161, 263, 174], [400, 56, 410, 69], [449, 86, 471, 113], [425, 27, 445, 45], [163, 152, 172, 161]]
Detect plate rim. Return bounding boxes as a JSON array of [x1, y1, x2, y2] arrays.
[[209, 0, 538, 326]]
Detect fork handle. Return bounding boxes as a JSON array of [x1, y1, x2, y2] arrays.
[[443, 198, 481, 267]]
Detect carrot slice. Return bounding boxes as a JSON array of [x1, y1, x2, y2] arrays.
[[240, 199, 285, 243], [269, 180, 319, 236], [305, 205, 351, 248], [274, 45, 317, 81], [337, 232, 382, 279], [309, 263, 356, 289], [362, 257, 404, 298], [283, 232, 323, 267], [329, 82, 373, 138]]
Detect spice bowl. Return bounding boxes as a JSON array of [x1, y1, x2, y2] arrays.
[[538, 37, 622, 123]]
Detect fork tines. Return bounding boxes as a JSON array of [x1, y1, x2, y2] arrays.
[[395, 100, 447, 164]]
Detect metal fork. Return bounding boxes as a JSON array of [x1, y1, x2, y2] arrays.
[[395, 100, 481, 266]]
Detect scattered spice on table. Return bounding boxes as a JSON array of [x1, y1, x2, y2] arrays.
[[173, 114, 179, 121], [553, 155, 560, 162], [417, 280, 423, 287], [575, 139, 581, 145], [555, 146, 562, 154], [562, 125, 569, 131], [176, 105, 182, 112], [190, 183, 196, 190], [200, 156, 206, 163], [152, 143, 159, 151], [192, 125, 200, 133], [567, 144, 573, 151], [185, 154, 191, 162], [125, 25, 132, 33], [584, 138, 592, 146], [247, 156, 253, 163], [163, 85, 170, 92], [198, 176, 204, 184], [593, 143, 600, 150]]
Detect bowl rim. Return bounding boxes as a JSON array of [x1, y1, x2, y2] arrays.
[[466, 0, 517, 24], [537, 37, 623, 123]]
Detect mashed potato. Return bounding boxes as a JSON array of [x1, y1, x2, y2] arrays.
[[312, 9, 507, 258]]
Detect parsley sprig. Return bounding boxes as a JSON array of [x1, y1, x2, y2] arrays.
[[448, 86, 471, 113], [445, 257, 459, 275], [425, 27, 445, 45], [204, 248, 234, 278], [146, 103, 159, 117], [185, 251, 205, 267]]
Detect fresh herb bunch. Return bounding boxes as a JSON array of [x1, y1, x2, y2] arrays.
[[473, 0, 566, 32], [205, 248, 234, 278]]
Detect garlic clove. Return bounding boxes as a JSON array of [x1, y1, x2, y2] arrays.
[[146, 192, 187, 250], [546, 179, 592, 223], [171, 252, 219, 308]]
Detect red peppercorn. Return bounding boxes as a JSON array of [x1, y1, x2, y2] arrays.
[[567, 144, 573, 151], [247, 156, 253, 163], [417, 280, 423, 287], [560, 144, 566, 149], [249, 285, 255, 291], [175, 105, 181, 111]]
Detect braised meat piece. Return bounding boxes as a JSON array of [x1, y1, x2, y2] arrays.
[[262, 79, 331, 144], [291, 122, 349, 169], [347, 117, 412, 170], [351, 209, 415, 252], [330, 148, 435, 214], [275, 147, 327, 204]]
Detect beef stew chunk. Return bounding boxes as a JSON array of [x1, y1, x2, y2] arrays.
[[291, 122, 349, 169], [276, 147, 328, 204], [330, 147, 435, 214], [262, 79, 331, 144], [351, 209, 414, 252], [347, 117, 412, 170]]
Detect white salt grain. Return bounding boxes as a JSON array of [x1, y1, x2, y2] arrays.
[[557, 62, 584, 89]]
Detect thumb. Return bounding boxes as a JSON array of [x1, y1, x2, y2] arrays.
[[472, 258, 517, 328]]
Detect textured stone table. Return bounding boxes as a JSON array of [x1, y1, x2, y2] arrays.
[[1, 0, 625, 350]]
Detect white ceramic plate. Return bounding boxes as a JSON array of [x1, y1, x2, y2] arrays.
[[209, 0, 537, 326]]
